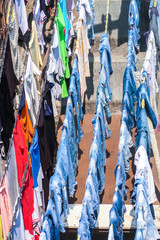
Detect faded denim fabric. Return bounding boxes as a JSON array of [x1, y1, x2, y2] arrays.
[[88, 155, 99, 193], [55, 127, 77, 197], [113, 190, 126, 222], [40, 198, 60, 240], [136, 83, 158, 129], [121, 105, 136, 131], [91, 115, 105, 193], [63, 96, 78, 173], [77, 203, 92, 240], [109, 206, 123, 240], [123, 66, 137, 104], [135, 228, 144, 240], [69, 58, 83, 143], [129, 0, 139, 27], [114, 151, 127, 199], [131, 181, 160, 240], [99, 33, 113, 101], [49, 172, 69, 232]]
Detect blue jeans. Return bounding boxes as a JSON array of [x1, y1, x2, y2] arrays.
[[109, 206, 123, 240], [41, 198, 60, 240], [113, 190, 126, 222], [49, 172, 69, 232], [136, 83, 157, 130], [69, 59, 83, 143], [63, 96, 78, 173], [77, 203, 92, 240], [56, 127, 77, 197], [98, 33, 113, 101]]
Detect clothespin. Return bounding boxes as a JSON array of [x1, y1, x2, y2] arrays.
[[154, 1, 157, 7], [89, 170, 92, 174], [115, 187, 118, 192], [139, 206, 142, 210], [97, 116, 99, 119], [118, 166, 121, 169], [138, 226, 142, 229], [77, 235, 80, 240], [141, 99, 145, 109], [94, 135, 96, 139], [83, 201, 87, 206]]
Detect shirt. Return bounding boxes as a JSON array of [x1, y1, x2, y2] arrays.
[[14, 0, 28, 35]]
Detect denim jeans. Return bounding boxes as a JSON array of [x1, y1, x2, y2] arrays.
[[109, 206, 123, 240], [149, 0, 160, 45], [88, 155, 99, 194], [71, 58, 83, 121], [135, 228, 144, 240], [121, 105, 136, 131], [56, 127, 77, 197], [123, 66, 137, 103], [69, 60, 83, 143], [91, 116, 105, 193], [113, 190, 126, 222], [129, 0, 139, 27], [49, 172, 69, 232], [98, 33, 113, 101], [131, 180, 160, 240], [63, 96, 78, 173], [77, 203, 92, 240], [40, 198, 60, 240], [114, 151, 127, 199], [136, 83, 157, 129]]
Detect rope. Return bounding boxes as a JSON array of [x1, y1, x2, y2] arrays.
[[105, 0, 110, 34]]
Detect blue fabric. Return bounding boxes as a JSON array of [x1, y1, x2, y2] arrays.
[[41, 198, 60, 240], [49, 172, 69, 233], [109, 206, 123, 240], [99, 33, 113, 101], [136, 83, 158, 129], [59, 0, 71, 47], [55, 127, 77, 197], [69, 60, 83, 143], [77, 203, 92, 240], [29, 130, 41, 188], [44, 99, 53, 116], [63, 96, 78, 174]]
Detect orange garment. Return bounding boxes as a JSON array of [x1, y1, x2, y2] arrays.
[[20, 97, 34, 147]]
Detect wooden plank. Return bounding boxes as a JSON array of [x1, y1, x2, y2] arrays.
[[62, 204, 160, 230]]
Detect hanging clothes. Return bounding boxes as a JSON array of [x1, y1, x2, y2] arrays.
[[34, 0, 47, 54], [19, 95, 34, 148], [12, 203, 25, 240], [23, 53, 40, 127], [0, 176, 12, 240], [29, 20, 43, 70], [37, 82, 57, 208], [14, 0, 28, 35], [6, 140, 19, 211], [0, 70, 15, 155], [56, 3, 70, 98]]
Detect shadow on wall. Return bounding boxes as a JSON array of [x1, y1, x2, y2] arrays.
[[94, 0, 150, 49]]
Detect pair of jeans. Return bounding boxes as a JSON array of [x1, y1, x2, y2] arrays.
[[98, 33, 113, 101], [84, 173, 100, 228], [69, 59, 83, 143], [123, 66, 137, 104], [96, 84, 111, 138], [109, 206, 123, 240], [136, 83, 158, 129], [63, 96, 78, 173], [132, 181, 160, 240], [121, 105, 136, 131], [129, 0, 139, 27], [149, 0, 160, 47], [114, 151, 127, 200], [127, 32, 138, 70], [113, 190, 126, 222], [40, 198, 60, 240], [49, 172, 69, 233], [56, 127, 77, 197], [91, 115, 105, 193], [88, 155, 99, 194], [77, 203, 92, 240], [89, 135, 105, 194]]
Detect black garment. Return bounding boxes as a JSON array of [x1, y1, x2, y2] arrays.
[[0, 71, 15, 154], [37, 81, 57, 208], [4, 39, 19, 101]]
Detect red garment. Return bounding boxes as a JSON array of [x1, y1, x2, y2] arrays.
[[14, 115, 34, 237], [14, 115, 28, 187]]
